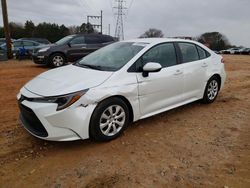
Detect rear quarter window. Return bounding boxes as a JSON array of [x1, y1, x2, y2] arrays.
[[197, 46, 207, 59]]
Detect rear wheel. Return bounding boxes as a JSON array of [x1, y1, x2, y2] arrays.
[[202, 77, 220, 104], [50, 53, 66, 67], [89, 98, 129, 142]]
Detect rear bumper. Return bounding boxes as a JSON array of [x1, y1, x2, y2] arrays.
[[220, 66, 226, 90]]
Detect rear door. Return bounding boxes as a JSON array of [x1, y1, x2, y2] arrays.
[[136, 43, 184, 117], [85, 35, 103, 54], [67, 36, 87, 61], [23, 41, 37, 52], [177, 42, 208, 101], [13, 41, 23, 52]]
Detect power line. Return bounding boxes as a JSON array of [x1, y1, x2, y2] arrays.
[[127, 0, 134, 14], [87, 10, 103, 34], [114, 0, 127, 40]]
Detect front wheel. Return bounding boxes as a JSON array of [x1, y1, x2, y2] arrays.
[[89, 98, 129, 142], [50, 53, 66, 67], [202, 77, 220, 104]]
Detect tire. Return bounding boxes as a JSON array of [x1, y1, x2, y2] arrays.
[[89, 97, 130, 142], [202, 76, 220, 104], [49, 53, 66, 67]]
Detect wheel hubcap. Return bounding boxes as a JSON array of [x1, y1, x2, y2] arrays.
[[100, 105, 126, 137], [207, 80, 218, 100], [53, 56, 64, 67]]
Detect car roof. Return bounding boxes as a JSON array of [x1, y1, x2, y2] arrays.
[[16, 39, 39, 43], [123, 38, 201, 45], [73, 33, 113, 37], [15, 39, 42, 45]]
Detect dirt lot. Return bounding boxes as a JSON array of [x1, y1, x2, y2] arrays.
[[0, 55, 249, 188]]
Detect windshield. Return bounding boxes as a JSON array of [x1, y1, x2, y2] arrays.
[[55, 35, 74, 45], [75, 42, 147, 71]]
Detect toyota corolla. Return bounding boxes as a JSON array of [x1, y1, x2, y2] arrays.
[[17, 38, 226, 141]]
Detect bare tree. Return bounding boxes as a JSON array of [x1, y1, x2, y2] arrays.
[[139, 28, 164, 38], [198, 32, 231, 50]]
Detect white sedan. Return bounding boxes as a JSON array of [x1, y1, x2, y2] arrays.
[[17, 38, 226, 141]]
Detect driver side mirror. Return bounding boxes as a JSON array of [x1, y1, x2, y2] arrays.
[[67, 42, 71, 47], [142, 62, 162, 77]]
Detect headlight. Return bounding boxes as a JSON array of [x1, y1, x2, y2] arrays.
[[38, 47, 50, 53], [32, 90, 88, 111]]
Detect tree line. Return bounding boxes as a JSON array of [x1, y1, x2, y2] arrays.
[[0, 20, 96, 43], [0, 20, 233, 50]]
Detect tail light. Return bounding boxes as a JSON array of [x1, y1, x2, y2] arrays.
[[221, 58, 225, 64]]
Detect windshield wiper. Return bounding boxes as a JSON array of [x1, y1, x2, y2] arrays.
[[77, 63, 103, 70]]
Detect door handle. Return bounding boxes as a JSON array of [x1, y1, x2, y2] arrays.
[[81, 47, 87, 49], [174, 70, 183, 75], [202, 63, 208, 67]]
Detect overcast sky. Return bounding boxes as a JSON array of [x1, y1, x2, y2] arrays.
[[0, 0, 250, 46]]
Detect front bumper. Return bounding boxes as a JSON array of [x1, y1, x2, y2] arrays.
[[32, 53, 49, 65], [17, 88, 96, 141]]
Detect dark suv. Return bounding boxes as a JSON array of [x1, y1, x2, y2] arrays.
[[32, 34, 115, 67]]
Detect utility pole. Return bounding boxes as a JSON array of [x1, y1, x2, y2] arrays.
[[108, 24, 111, 35], [87, 10, 103, 34], [100, 10, 103, 34], [114, 0, 127, 41], [1, 0, 12, 58]]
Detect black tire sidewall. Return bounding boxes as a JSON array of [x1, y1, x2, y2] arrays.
[[89, 98, 130, 142], [202, 77, 219, 104]]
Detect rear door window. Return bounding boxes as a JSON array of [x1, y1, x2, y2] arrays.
[[23, 41, 35, 46], [70, 36, 85, 45], [85, 36, 102, 44], [178, 43, 199, 63], [14, 41, 23, 47], [101, 36, 114, 43]]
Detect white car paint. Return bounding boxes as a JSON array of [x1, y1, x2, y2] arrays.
[[17, 38, 226, 141], [25, 64, 114, 96]]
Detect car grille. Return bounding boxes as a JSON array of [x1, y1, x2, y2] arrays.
[[18, 98, 48, 138]]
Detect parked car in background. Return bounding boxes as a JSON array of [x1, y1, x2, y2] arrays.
[[0, 39, 44, 54], [0, 39, 44, 58], [32, 33, 115, 67], [17, 38, 226, 141], [19, 38, 51, 45], [221, 47, 241, 54], [0, 38, 6, 46], [0, 38, 15, 45], [234, 48, 245, 54], [241, 48, 250, 55]]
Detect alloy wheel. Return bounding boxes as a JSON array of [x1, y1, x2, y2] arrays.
[[207, 80, 218, 100], [99, 105, 126, 137], [53, 56, 64, 67]]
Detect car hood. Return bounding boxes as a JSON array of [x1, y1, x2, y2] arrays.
[[24, 65, 113, 97], [34, 43, 55, 50]]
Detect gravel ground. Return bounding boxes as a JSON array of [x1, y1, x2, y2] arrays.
[[0, 55, 249, 188]]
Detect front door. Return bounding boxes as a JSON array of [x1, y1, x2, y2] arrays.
[[67, 36, 87, 62], [136, 43, 184, 117]]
